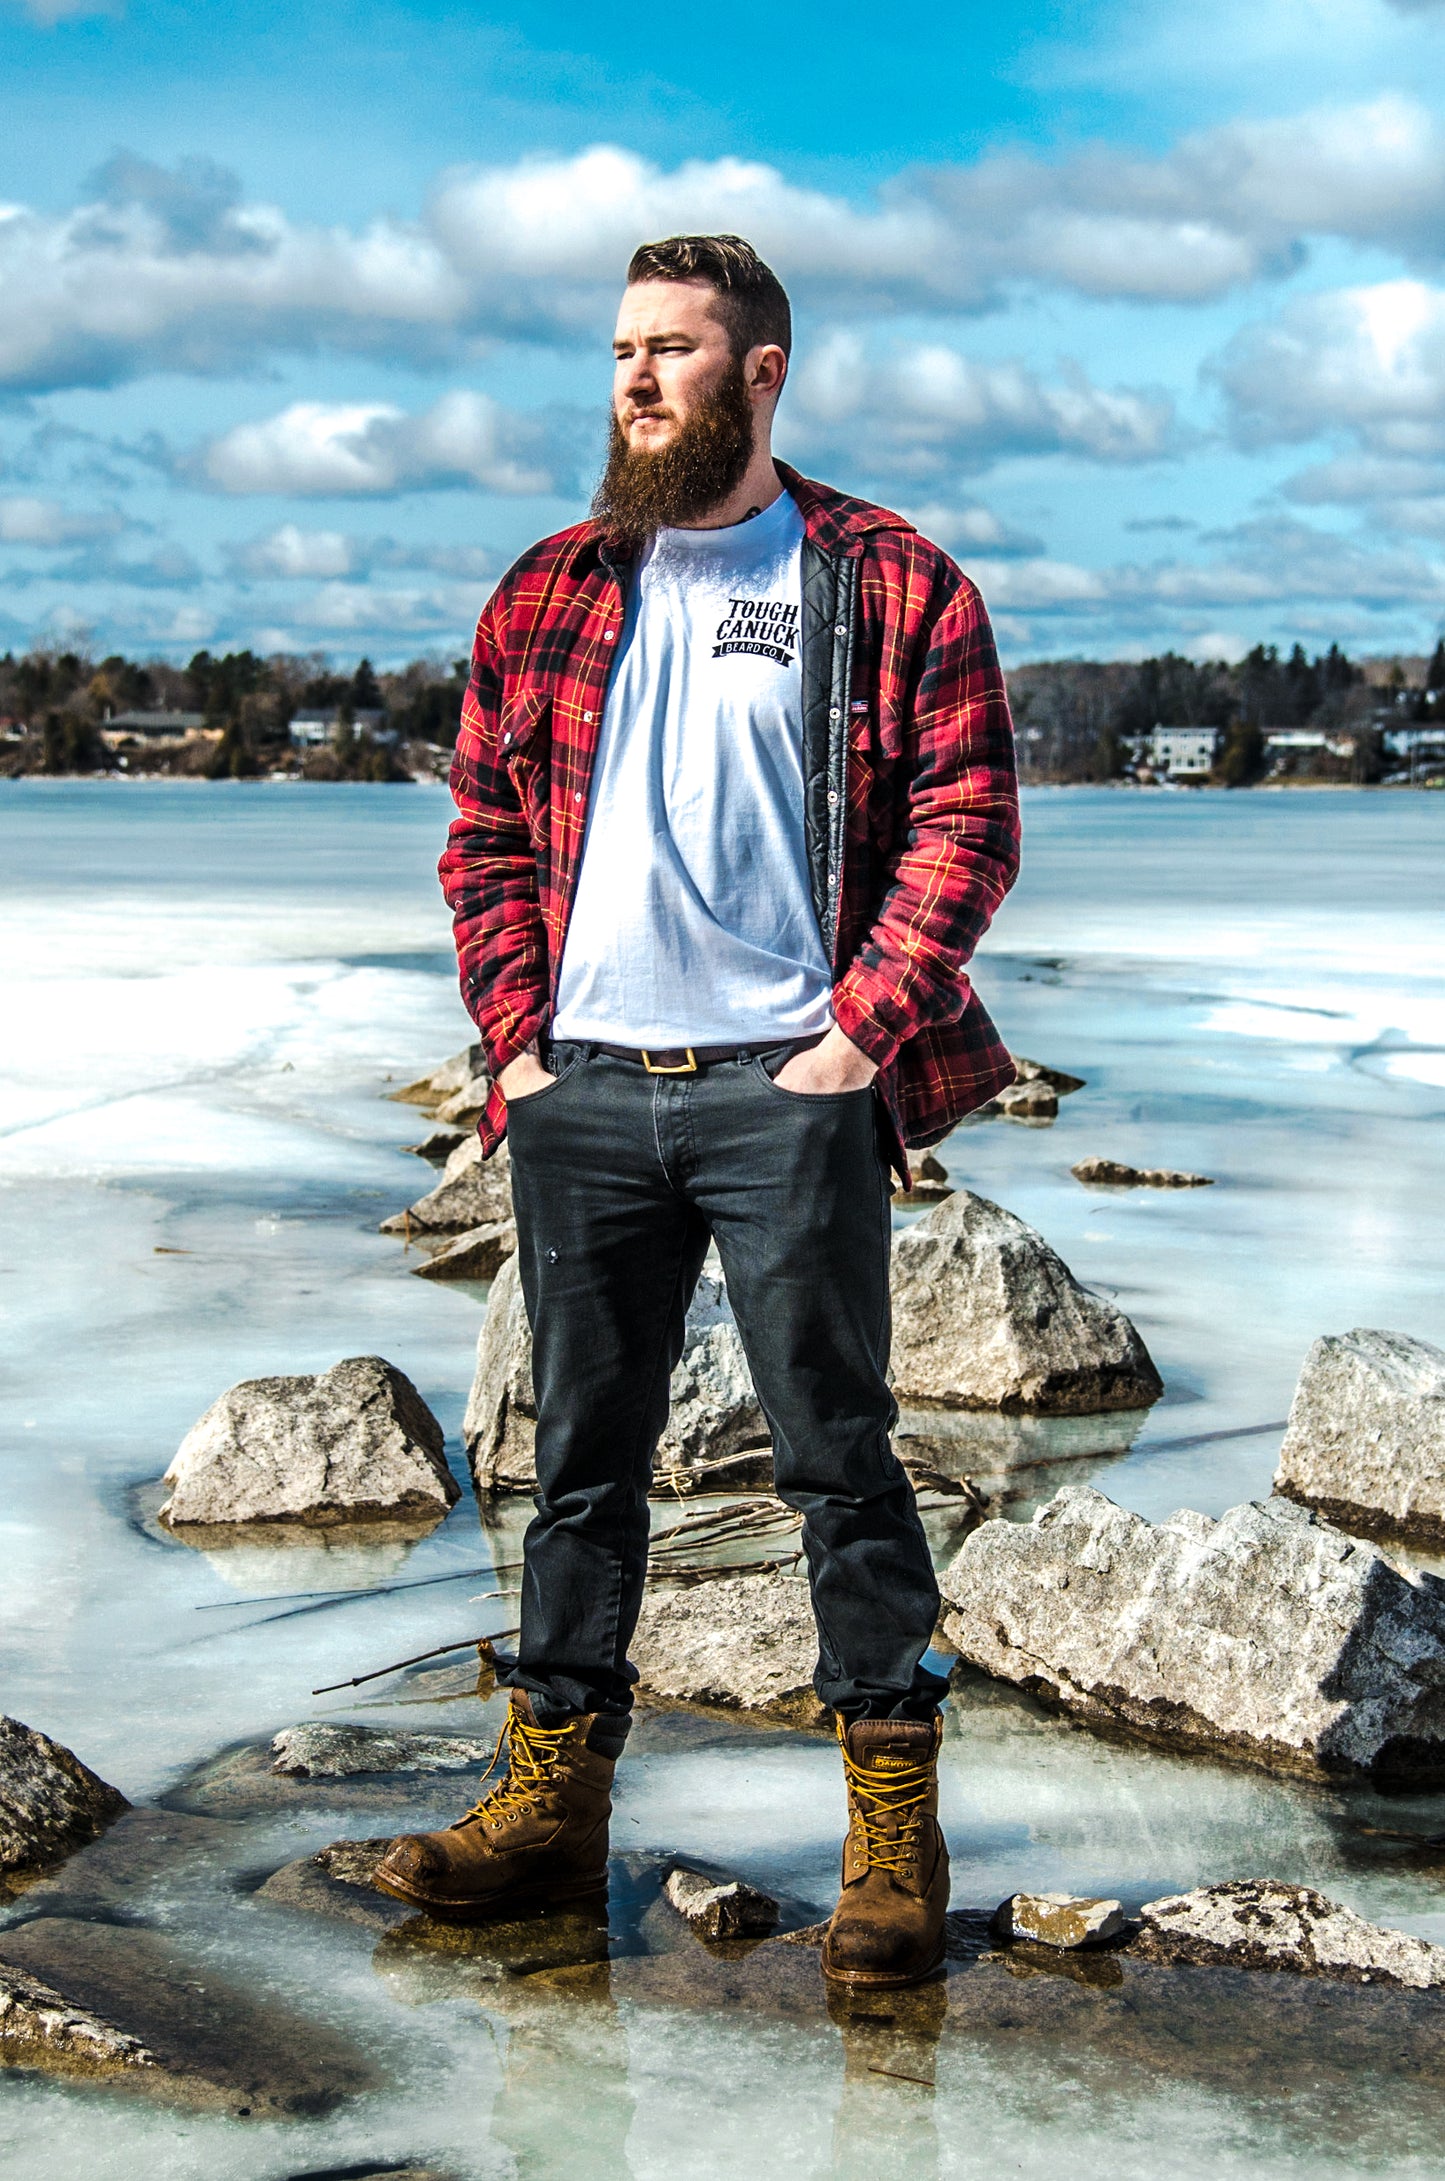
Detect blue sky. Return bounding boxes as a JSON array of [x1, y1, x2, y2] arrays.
[[5, 0, 1445, 665]]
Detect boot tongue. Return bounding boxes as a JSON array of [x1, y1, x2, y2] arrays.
[[845, 1717, 937, 1770]]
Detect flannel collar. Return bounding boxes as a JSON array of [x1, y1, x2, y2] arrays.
[[566, 464, 914, 577]]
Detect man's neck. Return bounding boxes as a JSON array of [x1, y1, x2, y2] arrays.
[[672, 446, 785, 533]]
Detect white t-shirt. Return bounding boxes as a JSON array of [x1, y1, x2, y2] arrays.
[[552, 491, 833, 1047]]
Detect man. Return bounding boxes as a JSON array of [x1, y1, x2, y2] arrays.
[[375, 234, 1019, 1989]]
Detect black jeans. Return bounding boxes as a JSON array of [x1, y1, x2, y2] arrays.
[[503, 1042, 947, 1725]]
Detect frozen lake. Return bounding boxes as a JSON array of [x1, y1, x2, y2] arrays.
[[2, 779, 1444, 2177]]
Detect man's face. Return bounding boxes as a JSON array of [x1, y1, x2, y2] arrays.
[[611, 279, 740, 451]]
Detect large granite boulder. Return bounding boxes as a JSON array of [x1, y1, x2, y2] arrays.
[[890, 1189, 1163, 1414], [1134, 1882, 1445, 1988], [940, 1485, 1445, 1782], [465, 1259, 770, 1494], [0, 1717, 128, 1888], [381, 1136, 512, 1235], [630, 1572, 817, 1713], [1275, 1329, 1445, 1547], [160, 1356, 458, 1528]]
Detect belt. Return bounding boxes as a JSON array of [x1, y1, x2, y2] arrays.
[[591, 1041, 767, 1075]]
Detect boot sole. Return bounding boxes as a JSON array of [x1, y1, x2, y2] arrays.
[[820, 1937, 947, 1990], [372, 1867, 608, 1923]]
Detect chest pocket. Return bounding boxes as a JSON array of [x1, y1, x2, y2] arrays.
[[498, 686, 552, 845]]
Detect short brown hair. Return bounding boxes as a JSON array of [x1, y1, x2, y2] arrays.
[[626, 234, 792, 361]]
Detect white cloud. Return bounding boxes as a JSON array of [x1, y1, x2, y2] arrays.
[[785, 333, 1176, 481], [897, 500, 1046, 557], [228, 523, 496, 580], [0, 495, 121, 544], [1215, 277, 1445, 473], [200, 392, 563, 497], [5, 102, 1445, 391]]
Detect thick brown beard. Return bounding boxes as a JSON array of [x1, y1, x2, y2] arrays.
[[591, 358, 756, 542]]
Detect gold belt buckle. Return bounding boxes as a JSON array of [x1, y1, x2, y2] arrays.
[[641, 1047, 698, 1075]]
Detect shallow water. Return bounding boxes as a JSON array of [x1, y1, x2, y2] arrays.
[[2, 780, 1444, 2177]]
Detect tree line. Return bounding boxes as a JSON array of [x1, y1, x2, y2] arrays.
[[0, 646, 471, 779], [1008, 640, 1445, 785], [4, 635, 1443, 784]]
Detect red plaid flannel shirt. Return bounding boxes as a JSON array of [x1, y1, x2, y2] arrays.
[[439, 467, 1020, 1177]]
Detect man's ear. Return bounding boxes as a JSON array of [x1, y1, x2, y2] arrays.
[[749, 343, 788, 401]]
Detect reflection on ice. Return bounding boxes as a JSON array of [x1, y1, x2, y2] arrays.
[[897, 1405, 1150, 1516], [146, 1510, 448, 1593]]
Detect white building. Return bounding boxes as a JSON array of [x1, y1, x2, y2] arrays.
[[289, 707, 391, 747], [1148, 726, 1222, 777]]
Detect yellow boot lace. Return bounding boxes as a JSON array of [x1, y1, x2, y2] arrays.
[[838, 1718, 934, 1876], [456, 1708, 576, 1827]]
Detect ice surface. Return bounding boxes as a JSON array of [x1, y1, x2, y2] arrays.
[[2, 780, 1444, 2178]]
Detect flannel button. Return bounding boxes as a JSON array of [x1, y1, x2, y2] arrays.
[[583, 709, 594, 721], [603, 630, 615, 640], [503, 732, 511, 744], [574, 791, 583, 802]]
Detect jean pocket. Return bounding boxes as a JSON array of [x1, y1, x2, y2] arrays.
[[751, 1056, 873, 1104], [504, 1054, 585, 1112]]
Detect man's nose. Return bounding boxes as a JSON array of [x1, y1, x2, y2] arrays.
[[620, 350, 658, 402]]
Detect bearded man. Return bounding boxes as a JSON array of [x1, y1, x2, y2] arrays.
[[375, 234, 1020, 1989]]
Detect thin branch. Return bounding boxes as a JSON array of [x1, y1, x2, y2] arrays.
[[311, 1629, 519, 1696]]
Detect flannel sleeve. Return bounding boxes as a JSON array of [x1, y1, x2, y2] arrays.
[[436, 599, 551, 1079], [831, 572, 1020, 1070]]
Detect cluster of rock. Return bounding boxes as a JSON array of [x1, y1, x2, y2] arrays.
[[940, 1483, 1445, 1782], [987, 1880, 1445, 1990], [968, 1055, 1086, 1128], [1072, 1157, 1214, 1190]]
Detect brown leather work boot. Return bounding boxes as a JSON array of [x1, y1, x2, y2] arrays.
[[371, 1691, 619, 1920], [821, 1712, 948, 1989]]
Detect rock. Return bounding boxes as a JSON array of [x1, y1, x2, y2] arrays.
[[0, 1918, 374, 2111], [996, 1078, 1058, 1124], [463, 1251, 537, 1490], [1011, 1055, 1086, 1095], [995, 1891, 1126, 1949], [663, 1864, 780, 1940], [388, 1043, 483, 1107], [160, 1356, 457, 1529], [1133, 1882, 1445, 1989], [889, 1189, 1164, 1415], [1072, 1157, 1214, 1189], [894, 1151, 955, 1208], [630, 1572, 817, 1714], [0, 1716, 128, 1889], [256, 1837, 407, 1931], [1275, 1329, 1445, 1546], [269, 1724, 491, 1780], [411, 1219, 517, 1283], [433, 1074, 490, 1126], [653, 1274, 770, 1486], [0, 1958, 156, 2076], [402, 1125, 468, 1163], [940, 1485, 1445, 1782], [381, 1135, 513, 1235], [465, 1259, 770, 1494]]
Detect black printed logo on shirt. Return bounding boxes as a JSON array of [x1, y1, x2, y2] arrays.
[[713, 597, 799, 667]]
